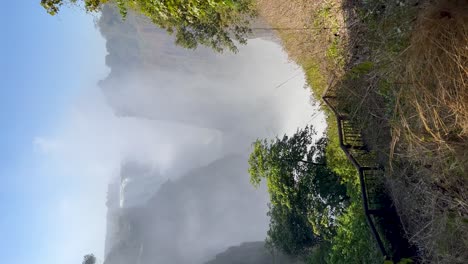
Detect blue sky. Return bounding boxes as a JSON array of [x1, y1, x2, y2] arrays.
[[0, 3, 328, 263], [0, 2, 107, 263]]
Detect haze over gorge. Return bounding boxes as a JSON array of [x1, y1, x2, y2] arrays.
[[95, 6, 325, 264]]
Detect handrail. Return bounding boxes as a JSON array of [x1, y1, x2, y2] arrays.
[[322, 85, 388, 258]]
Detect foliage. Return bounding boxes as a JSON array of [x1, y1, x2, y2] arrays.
[[306, 242, 331, 264], [82, 254, 96, 264], [310, 118, 383, 264], [350, 1, 468, 262], [327, 203, 383, 264], [249, 125, 348, 254], [255, 0, 468, 262], [323, 116, 359, 187], [384, 258, 414, 264], [265, 202, 320, 255], [347, 61, 374, 80], [40, 0, 256, 52]]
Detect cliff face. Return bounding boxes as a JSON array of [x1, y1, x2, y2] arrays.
[[97, 6, 278, 75], [104, 179, 120, 256], [118, 162, 164, 209], [98, 5, 318, 264], [97, 6, 286, 134], [104, 155, 269, 264]]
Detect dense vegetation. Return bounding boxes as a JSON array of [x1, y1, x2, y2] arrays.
[[44, 0, 466, 263], [248, 124, 386, 263], [82, 254, 96, 264], [41, 0, 256, 52], [255, 0, 467, 263], [248, 126, 348, 255]]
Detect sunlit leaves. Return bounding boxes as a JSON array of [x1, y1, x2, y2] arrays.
[[327, 203, 382, 264], [248, 126, 349, 255], [40, 0, 256, 52], [41, 0, 70, 15]]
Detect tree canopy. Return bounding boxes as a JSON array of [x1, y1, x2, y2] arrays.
[[40, 0, 256, 52], [248, 126, 348, 254], [82, 254, 96, 264]]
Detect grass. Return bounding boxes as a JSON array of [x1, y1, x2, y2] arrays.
[[352, 1, 468, 262], [255, 0, 386, 263], [255, 0, 468, 263]]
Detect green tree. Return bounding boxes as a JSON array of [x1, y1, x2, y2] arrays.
[[248, 126, 348, 254], [265, 202, 320, 255], [82, 254, 96, 264], [40, 0, 255, 52], [327, 203, 383, 264]]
